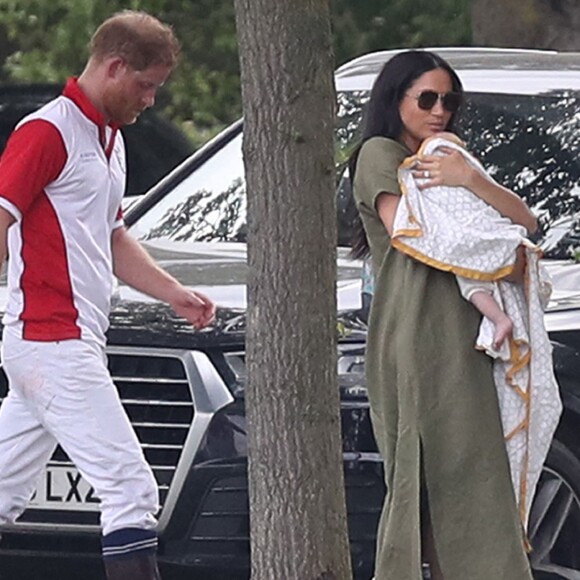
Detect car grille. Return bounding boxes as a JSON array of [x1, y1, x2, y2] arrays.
[[188, 467, 384, 555], [0, 347, 195, 529]]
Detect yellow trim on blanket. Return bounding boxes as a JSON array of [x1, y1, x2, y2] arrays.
[[501, 262, 535, 549], [505, 418, 528, 441], [506, 341, 531, 390], [390, 238, 515, 281], [392, 229, 423, 238], [508, 384, 529, 402]]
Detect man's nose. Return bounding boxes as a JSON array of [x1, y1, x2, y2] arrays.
[[143, 91, 156, 109]]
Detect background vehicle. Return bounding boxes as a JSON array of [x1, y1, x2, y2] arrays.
[[1, 49, 580, 580], [0, 83, 194, 204]]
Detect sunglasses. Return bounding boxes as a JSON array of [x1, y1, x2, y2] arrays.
[[410, 90, 462, 113]]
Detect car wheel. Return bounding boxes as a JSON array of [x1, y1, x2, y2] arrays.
[[529, 439, 580, 579]]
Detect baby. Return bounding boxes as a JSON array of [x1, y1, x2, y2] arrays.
[[394, 132, 528, 356]]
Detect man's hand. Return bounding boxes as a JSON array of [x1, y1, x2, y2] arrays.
[[112, 227, 217, 329], [169, 288, 216, 329]]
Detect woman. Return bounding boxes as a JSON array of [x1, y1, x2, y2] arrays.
[[350, 50, 537, 580]]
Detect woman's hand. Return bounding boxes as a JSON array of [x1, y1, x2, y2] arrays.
[[413, 147, 476, 190]]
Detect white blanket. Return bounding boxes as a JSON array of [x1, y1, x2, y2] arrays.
[[393, 135, 562, 529]]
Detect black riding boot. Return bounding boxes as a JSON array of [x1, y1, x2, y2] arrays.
[[104, 552, 162, 580]]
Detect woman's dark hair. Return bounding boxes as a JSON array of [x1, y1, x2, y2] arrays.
[[349, 50, 463, 259]]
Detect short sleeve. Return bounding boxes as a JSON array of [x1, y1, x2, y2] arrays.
[[113, 206, 124, 230], [0, 119, 67, 220], [353, 137, 410, 212]]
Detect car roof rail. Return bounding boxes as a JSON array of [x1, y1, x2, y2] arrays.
[[335, 46, 562, 78]]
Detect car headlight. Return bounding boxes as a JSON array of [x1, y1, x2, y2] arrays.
[[222, 343, 367, 397], [338, 344, 367, 398]]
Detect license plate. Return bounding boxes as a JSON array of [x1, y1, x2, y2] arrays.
[[28, 464, 100, 512]]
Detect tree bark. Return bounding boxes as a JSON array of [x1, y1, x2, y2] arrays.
[[233, 1, 352, 579], [471, 0, 580, 50]]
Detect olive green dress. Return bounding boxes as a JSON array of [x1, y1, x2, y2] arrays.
[[353, 137, 533, 580]]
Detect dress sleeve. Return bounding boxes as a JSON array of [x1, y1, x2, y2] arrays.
[[0, 119, 67, 220], [354, 137, 408, 212]]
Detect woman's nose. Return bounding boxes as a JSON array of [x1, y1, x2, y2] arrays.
[[431, 99, 445, 116]]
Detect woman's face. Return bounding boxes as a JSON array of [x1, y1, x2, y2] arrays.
[[398, 67, 455, 152]]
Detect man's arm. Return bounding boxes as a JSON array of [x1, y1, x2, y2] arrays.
[[111, 226, 215, 328], [0, 120, 67, 219]]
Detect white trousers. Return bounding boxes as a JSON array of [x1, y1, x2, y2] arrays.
[[0, 333, 159, 535]]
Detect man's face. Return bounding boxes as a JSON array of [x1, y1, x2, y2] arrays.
[[102, 60, 172, 125]]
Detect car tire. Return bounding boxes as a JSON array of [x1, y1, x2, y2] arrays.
[[529, 439, 580, 579]]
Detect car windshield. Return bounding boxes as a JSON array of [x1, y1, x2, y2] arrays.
[[132, 87, 580, 259]]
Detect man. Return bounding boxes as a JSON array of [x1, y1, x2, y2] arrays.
[[0, 11, 214, 580]]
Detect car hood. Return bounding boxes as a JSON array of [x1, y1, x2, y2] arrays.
[[109, 239, 366, 348], [543, 260, 580, 333], [545, 261, 580, 309], [107, 249, 580, 346], [130, 239, 363, 306]]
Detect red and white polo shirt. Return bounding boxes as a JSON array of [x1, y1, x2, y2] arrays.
[[0, 78, 126, 345]]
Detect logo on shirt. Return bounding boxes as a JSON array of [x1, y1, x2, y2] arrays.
[[80, 151, 98, 162]]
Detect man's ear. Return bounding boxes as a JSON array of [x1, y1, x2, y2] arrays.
[[105, 57, 127, 80]]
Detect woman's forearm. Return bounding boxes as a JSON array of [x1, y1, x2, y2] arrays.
[[416, 146, 538, 235], [466, 169, 538, 234]]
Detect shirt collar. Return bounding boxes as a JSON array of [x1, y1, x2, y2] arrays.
[[62, 78, 120, 130]]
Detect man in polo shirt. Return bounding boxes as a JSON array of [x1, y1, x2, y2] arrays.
[[0, 11, 215, 580]]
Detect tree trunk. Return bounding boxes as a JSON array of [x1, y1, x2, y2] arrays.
[[233, 1, 352, 579], [471, 0, 580, 50]]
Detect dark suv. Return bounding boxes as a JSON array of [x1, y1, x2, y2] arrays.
[[1, 49, 580, 580]]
